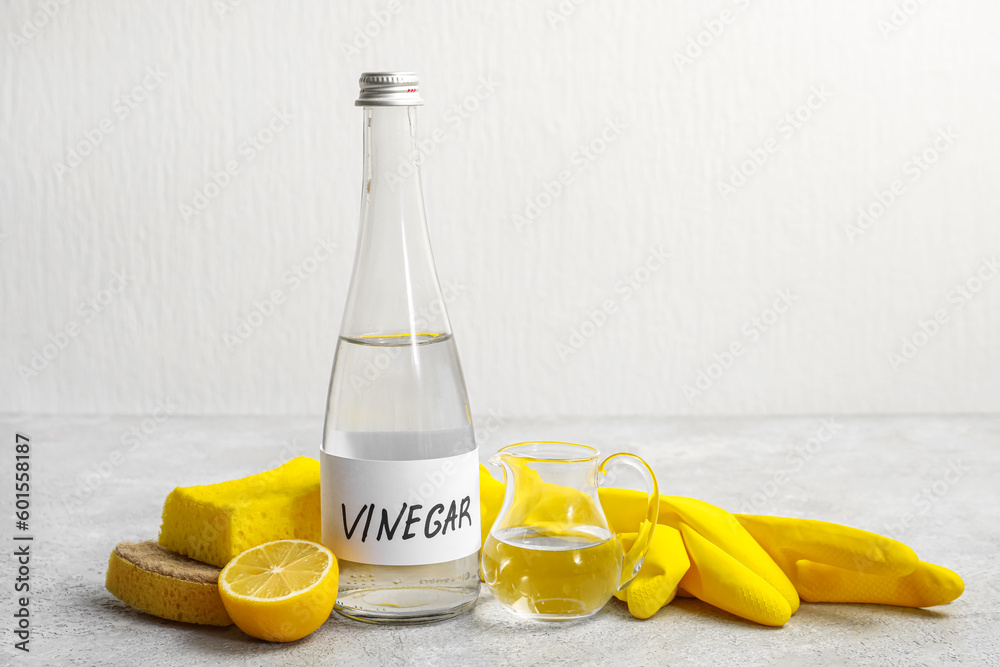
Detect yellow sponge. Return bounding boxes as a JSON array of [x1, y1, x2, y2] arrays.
[[158, 457, 320, 568], [105, 540, 232, 626]]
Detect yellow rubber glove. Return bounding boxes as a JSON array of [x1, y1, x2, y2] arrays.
[[479, 465, 796, 626], [479, 466, 963, 624], [612, 527, 689, 619], [735, 514, 964, 608], [600, 488, 799, 626]]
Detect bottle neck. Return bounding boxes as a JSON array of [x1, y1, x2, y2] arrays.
[[365, 106, 422, 194], [340, 106, 451, 340]]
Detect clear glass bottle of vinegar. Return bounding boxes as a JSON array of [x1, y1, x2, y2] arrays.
[[321, 73, 480, 625]]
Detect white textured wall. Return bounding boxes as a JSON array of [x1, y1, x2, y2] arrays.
[[3, 1, 999, 417]]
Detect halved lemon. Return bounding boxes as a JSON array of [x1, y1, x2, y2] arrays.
[[218, 539, 338, 642]]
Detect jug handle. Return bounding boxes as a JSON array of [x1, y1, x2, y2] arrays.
[[598, 453, 659, 591]]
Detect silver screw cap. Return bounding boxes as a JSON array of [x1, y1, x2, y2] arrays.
[[356, 72, 424, 107]]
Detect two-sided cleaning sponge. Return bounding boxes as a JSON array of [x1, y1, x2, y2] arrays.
[[158, 456, 321, 568], [105, 540, 232, 626]]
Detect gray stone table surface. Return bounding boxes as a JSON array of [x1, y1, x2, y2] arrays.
[[1, 413, 997, 666]]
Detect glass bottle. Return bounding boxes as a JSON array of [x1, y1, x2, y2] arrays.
[[321, 72, 480, 625]]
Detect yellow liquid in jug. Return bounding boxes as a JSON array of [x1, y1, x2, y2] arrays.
[[481, 525, 623, 621]]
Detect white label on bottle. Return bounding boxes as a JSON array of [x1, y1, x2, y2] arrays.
[[320, 449, 481, 566]]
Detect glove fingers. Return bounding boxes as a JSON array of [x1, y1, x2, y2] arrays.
[[668, 497, 799, 612], [627, 577, 679, 619], [666, 496, 800, 614], [616, 526, 689, 619], [737, 514, 918, 579], [678, 523, 792, 627], [794, 559, 965, 607], [601, 489, 800, 614]]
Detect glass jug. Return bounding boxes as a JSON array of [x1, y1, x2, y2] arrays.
[[481, 442, 659, 622]]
